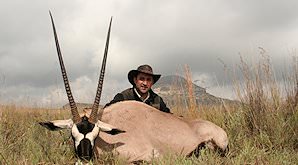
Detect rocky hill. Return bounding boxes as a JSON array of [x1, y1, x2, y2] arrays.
[[153, 75, 236, 107]]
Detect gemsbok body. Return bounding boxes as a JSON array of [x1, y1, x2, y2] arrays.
[[40, 12, 228, 163]]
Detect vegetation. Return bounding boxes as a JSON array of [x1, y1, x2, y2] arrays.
[[0, 52, 297, 164]]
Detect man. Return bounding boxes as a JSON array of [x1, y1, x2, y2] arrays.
[[105, 64, 171, 113]]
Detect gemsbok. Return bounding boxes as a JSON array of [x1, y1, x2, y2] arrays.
[[40, 12, 229, 164]]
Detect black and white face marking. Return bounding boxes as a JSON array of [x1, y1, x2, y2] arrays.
[[39, 116, 125, 161], [71, 116, 100, 160]]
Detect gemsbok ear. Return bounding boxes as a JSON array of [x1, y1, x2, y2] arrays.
[[96, 120, 125, 135], [39, 119, 74, 131]]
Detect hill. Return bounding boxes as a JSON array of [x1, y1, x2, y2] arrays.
[[153, 75, 236, 107]]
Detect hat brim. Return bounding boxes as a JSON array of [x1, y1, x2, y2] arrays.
[[128, 70, 161, 86]]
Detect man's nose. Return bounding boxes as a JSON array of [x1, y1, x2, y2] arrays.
[[142, 80, 148, 86]]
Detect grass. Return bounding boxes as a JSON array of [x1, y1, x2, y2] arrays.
[[0, 106, 75, 164], [1, 52, 298, 164], [1, 104, 296, 164]]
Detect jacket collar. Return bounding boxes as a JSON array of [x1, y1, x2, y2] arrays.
[[133, 88, 150, 102]]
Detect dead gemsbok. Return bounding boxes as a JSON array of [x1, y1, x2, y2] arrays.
[[40, 12, 229, 163]]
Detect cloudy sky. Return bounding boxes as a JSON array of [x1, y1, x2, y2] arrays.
[[0, 0, 297, 107]]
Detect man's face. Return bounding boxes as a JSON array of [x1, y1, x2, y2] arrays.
[[133, 72, 154, 95]]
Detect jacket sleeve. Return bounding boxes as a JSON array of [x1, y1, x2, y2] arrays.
[[159, 97, 171, 113], [104, 93, 124, 108]]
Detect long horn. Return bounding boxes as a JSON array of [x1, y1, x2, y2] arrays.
[[49, 11, 81, 123], [89, 17, 113, 124]]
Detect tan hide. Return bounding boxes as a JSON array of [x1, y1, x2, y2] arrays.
[[94, 100, 228, 162]]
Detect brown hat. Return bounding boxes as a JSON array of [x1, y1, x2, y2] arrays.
[[128, 64, 161, 85]]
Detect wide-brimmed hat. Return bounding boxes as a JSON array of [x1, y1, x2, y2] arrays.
[[128, 64, 161, 85]]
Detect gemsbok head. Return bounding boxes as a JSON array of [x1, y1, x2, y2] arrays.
[[39, 12, 124, 161]]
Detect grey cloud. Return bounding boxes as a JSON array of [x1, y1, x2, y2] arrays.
[[0, 0, 297, 106]]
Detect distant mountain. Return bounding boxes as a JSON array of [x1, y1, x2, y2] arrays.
[[153, 75, 236, 107]]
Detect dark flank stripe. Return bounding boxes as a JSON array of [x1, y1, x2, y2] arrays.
[[39, 122, 62, 131]]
